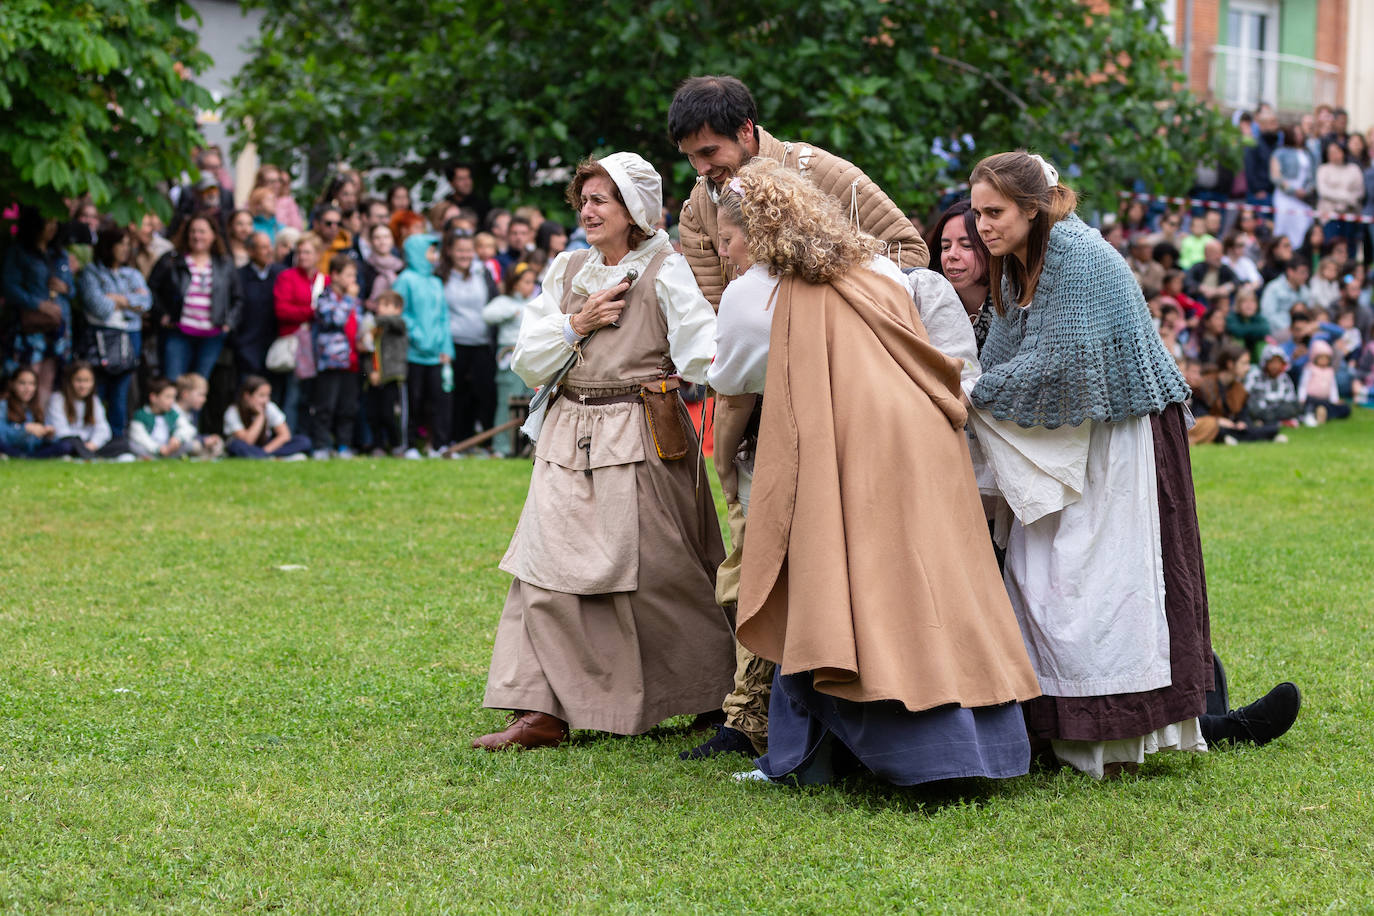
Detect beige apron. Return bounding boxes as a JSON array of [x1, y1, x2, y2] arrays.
[[498, 248, 675, 595]]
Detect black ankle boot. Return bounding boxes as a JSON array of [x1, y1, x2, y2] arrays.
[[679, 725, 755, 760], [1201, 682, 1301, 746]]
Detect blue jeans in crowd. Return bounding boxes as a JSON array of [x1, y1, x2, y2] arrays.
[[0, 437, 79, 459], [97, 329, 140, 437], [269, 370, 307, 434], [225, 434, 313, 459], [162, 329, 225, 382]]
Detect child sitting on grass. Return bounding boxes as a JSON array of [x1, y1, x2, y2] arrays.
[[1330, 308, 1366, 402], [1, 367, 77, 459], [223, 375, 312, 460], [129, 377, 192, 459], [1160, 269, 1206, 320], [1244, 345, 1302, 427], [1298, 339, 1351, 424], [1177, 214, 1215, 270], [1193, 346, 1286, 444], [1355, 335, 1374, 406], [174, 373, 224, 458], [1225, 287, 1269, 361], [46, 361, 133, 459], [365, 290, 409, 455], [1156, 302, 1186, 359]]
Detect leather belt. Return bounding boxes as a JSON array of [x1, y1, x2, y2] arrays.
[[565, 391, 642, 406]]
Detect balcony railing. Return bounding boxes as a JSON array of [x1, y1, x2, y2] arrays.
[[1208, 45, 1340, 115]]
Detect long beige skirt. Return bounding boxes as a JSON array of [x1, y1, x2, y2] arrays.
[[484, 399, 733, 735]]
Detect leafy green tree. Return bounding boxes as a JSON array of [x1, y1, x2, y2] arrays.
[[0, 0, 213, 224], [228, 0, 1233, 219]]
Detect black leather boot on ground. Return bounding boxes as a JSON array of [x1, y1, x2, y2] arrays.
[[679, 725, 755, 760]]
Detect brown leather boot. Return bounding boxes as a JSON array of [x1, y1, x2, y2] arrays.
[[472, 710, 568, 751]]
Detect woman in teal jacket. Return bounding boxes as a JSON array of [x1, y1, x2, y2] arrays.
[[393, 233, 454, 454]]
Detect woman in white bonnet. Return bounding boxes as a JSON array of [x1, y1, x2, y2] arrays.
[[473, 152, 735, 751]]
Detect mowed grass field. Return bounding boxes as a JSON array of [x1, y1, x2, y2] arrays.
[[1, 411, 1372, 913]]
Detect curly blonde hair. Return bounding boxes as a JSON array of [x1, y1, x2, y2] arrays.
[[727, 160, 881, 284]]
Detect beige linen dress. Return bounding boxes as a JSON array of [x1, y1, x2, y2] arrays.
[[484, 245, 734, 734]]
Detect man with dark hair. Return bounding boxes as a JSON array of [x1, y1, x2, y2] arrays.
[[446, 162, 490, 223], [1260, 258, 1311, 336], [498, 216, 534, 274], [668, 74, 928, 309], [669, 74, 928, 762]]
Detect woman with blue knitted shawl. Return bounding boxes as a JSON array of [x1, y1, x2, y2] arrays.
[[966, 151, 1213, 779]]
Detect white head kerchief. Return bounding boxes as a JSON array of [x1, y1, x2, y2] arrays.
[[599, 152, 662, 235], [1029, 153, 1059, 189]]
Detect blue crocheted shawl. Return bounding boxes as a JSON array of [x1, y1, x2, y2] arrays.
[[973, 215, 1190, 429]]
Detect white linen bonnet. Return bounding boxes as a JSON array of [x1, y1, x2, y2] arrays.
[[598, 152, 662, 235]]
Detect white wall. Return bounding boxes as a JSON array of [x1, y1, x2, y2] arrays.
[[186, 0, 265, 179], [1346, 0, 1374, 132]]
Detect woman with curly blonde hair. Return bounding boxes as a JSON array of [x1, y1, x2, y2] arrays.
[[709, 161, 1040, 786]]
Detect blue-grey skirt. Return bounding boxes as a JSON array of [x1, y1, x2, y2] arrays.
[[756, 670, 1031, 786]]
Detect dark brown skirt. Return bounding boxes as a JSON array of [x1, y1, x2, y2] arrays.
[[1022, 403, 1214, 742]]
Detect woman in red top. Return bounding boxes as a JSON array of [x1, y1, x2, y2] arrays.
[[271, 232, 328, 430]]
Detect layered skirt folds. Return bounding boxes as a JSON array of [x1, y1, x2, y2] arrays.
[[1016, 404, 1213, 745], [758, 671, 1031, 786]]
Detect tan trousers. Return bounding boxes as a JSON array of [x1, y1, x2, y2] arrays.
[[715, 499, 774, 754]]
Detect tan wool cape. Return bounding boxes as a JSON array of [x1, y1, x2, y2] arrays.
[[735, 266, 1041, 713]]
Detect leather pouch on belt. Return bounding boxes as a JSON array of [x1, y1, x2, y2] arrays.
[[639, 379, 690, 460]]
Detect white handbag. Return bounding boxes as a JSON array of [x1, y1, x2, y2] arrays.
[[264, 273, 326, 373], [264, 334, 298, 373]]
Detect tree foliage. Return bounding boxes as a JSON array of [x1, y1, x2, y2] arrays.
[[0, 0, 213, 224], [228, 0, 1234, 219]]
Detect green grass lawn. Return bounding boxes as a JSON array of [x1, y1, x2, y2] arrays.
[[2, 411, 1372, 912]]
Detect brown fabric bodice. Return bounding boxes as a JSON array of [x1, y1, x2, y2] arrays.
[[559, 248, 674, 395]]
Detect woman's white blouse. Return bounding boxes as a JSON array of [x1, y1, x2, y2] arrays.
[[511, 231, 716, 388], [709, 257, 980, 397]]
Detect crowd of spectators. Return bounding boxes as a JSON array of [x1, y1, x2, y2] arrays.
[[4, 100, 1372, 462], [2, 153, 586, 460], [1097, 103, 1373, 444]]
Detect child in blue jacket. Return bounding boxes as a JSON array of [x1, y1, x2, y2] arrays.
[[393, 234, 454, 455]]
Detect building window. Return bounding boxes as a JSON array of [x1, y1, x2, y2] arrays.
[[1224, 0, 1281, 110]]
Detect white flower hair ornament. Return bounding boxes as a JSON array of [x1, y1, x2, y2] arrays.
[[1029, 153, 1059, 189], [727, 177, 745, 196]]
